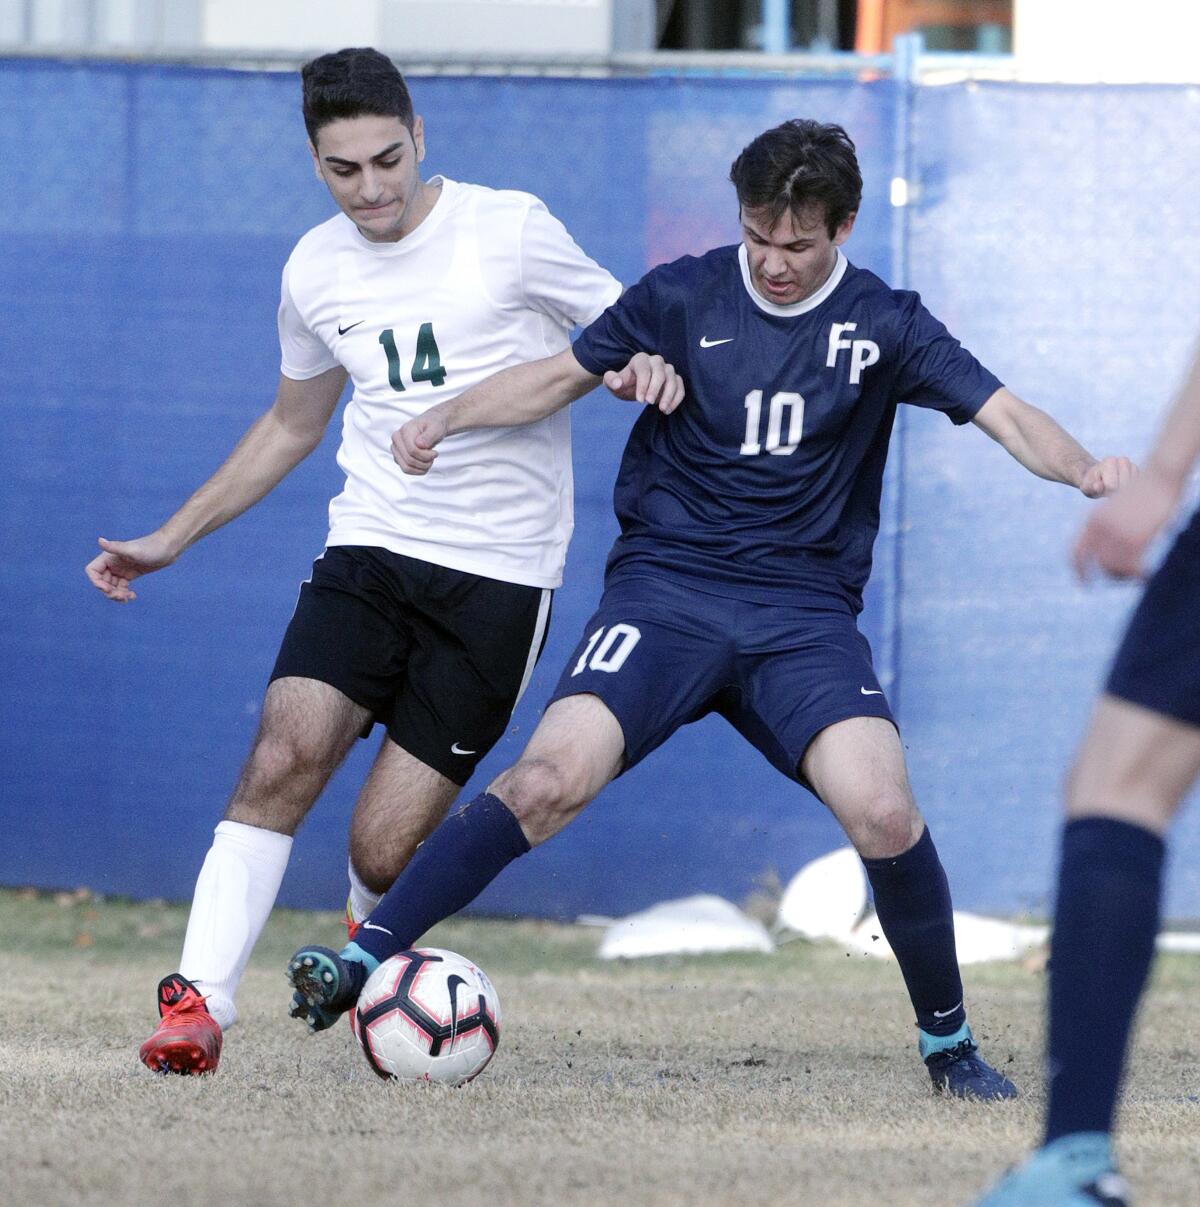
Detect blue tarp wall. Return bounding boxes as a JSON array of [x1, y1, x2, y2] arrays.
[[4, 59, 1199, 919]]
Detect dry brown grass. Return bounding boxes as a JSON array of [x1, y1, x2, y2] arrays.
[[1, 890, 1197, 1206]]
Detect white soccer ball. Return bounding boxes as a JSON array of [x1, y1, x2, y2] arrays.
[[351, 948, 501, 1085]]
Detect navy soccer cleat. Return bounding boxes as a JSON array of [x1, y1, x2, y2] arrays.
[[972, 1134, 1128, 1205], [286, 945, 370, 1033], [924, 1034, 1018, 1100]]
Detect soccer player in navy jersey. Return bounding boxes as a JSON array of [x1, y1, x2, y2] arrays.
[[974, 349, 1200, 1201], [287, 119, 1133, 1098]]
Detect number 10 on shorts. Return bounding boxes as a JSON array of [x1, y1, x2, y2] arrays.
[[571, 623, 642, 676]]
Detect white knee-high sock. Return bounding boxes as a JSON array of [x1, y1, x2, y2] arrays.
[[347, 858, 382, 924], [178, 820, 293, 1031]]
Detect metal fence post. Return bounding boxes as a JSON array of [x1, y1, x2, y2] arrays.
[[878, 31, 923, 711], [762, 0, 790, 55]]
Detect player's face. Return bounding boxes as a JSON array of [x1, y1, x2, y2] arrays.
[[309, 114, 435, 243], [740, 205, 856, 305]]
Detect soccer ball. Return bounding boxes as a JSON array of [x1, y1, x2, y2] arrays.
[[351, 948, 501, 1085]]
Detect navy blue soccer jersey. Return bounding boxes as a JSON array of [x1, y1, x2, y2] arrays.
[[571, 244, 1002, 610]]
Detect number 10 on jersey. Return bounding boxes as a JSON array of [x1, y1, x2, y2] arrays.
[[740, 390, 804, 456]]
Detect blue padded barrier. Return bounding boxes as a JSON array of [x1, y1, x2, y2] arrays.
[[899, 82, 1200, 919], [2, 59, 1196, 919]]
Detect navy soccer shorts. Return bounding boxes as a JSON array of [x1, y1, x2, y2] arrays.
[[546, 570, 894, 785], [1105, 506, 1200, 727], [270, 546, 552, 784]]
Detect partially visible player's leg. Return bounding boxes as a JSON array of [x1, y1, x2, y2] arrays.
[[354, 692, 623, 952], [287, 740, 460, 1026], [972, 696, 1198, 1203], [141, 676, 369, 1073], [348, 737, 461, 899], [187, 676, 369, 1014], [729, 600, 1012, 1099], [801, 714, 924, 857], [1050, 696, 1200, 1141], [287, 694, 625, 1030], [975, 514, 1200, 1205], [801, 715, 1014, 1098]]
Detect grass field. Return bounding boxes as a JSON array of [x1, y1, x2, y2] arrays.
[[2, 888, 1197, 1207]]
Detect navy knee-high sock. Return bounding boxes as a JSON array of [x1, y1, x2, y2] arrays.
[[862, 827, 966, 1037], [351, 792, 531, 965], [1045, 816, 1164, 1143]]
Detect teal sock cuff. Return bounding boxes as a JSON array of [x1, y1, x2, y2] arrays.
[[919, 1019, 972, 1059], [340, 941, 380, 976]]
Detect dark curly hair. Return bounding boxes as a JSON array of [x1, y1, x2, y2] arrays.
[[729, 119, 862, 236]]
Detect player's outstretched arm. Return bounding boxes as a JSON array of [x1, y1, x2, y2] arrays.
[[392, 349, 682, 475], [85, 366, 347, 602], [971, 387, 1135, 497], [1073, 338, 1200, 581]]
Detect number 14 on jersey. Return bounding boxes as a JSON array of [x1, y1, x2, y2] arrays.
[[379, 322, 447, 391]]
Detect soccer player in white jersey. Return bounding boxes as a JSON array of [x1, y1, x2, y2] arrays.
[[84, 47, 681, 1075]]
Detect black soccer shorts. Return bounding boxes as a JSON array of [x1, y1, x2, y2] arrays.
[[270, 545, 552, 784], [1105, 506, 1200, 727]]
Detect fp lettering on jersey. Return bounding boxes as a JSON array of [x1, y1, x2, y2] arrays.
[[827, 322, 880, 385]]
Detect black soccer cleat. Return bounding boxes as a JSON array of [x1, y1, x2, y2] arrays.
[[925, 1036, 1018, 1100]]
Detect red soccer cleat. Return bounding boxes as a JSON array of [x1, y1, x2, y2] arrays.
[[138, 973, 222, 1075]]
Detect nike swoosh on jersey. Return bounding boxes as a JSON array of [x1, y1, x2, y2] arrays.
[[860, 687, 885, 696], [338, 320, 364, 335], [451, 742, 478, 755], [699, 336, 734, 348]]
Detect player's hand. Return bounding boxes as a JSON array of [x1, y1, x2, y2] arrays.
[[1072, 469, 1179, 582], [603, 353, 685, 414], [84, 533, 177, 603], [392, 412, 449, 475], [1078, 455, 1136, 498]]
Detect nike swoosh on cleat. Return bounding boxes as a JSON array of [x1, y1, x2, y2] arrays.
[[699, 336, 733, 348], [338, 320, 364, 335], [446, 974, 468, 1041]]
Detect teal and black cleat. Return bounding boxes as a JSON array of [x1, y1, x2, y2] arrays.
[[972, 1133, 1129, 1205], [286, 945, 371, 1033], [922, 1025, 1019, 1100]]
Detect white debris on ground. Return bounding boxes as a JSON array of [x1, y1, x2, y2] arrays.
[[774, 844, 1048, 964], [775, 846, 867, 943], [595, 893, 774, 960], [586, 846, 1200, 962], [843, 910, 1049, 964]]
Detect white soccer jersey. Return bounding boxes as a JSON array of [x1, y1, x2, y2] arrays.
[[278, 177, 621, 587]]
